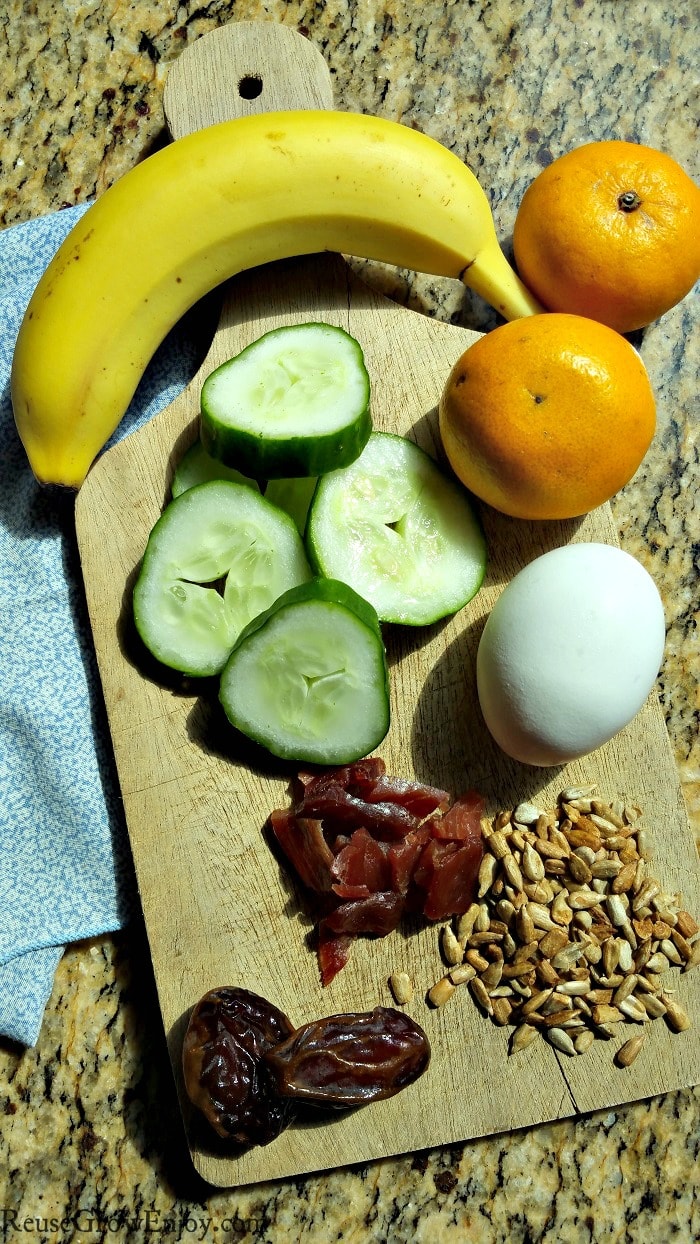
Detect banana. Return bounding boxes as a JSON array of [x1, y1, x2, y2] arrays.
[[12, 109, 541, 488]]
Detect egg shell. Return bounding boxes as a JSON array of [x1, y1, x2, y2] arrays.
[[476, 542, 666, 767]]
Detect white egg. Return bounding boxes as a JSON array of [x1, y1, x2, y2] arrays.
[[476, 543, 666, 767]]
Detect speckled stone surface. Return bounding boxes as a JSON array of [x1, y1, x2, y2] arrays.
[[1, 1, 699, 1239]]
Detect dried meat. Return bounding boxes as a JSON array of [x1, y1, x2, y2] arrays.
[[268, 761, 485, 985], [269, 809, 334, 894], [330, 827, 392, 896]]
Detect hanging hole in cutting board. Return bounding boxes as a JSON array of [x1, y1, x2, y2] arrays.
[[238, 74, 263, 99]]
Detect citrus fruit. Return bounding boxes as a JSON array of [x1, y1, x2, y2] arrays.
[[438, 313, 656, 520], [512, 140, 700, 334]]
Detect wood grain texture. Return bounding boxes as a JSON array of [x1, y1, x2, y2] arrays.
[[74, 21, 700, 1188]]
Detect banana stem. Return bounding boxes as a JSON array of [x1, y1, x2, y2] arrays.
[[463, 241, 543, 320]]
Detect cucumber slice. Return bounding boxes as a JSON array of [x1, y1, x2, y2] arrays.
[[263, 476, 318, 536], [306, 431, 487, 625], [133, 481, 311, 677], [171, 438, 260, 498], [219, 578, 390, 764], [200, 322, 371, 479]]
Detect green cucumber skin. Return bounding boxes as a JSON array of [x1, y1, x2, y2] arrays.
[[200, 322, 372, 480], [201, 404, 371, 480], [306, 431, 488, 626], [219, 577, 390, 765]]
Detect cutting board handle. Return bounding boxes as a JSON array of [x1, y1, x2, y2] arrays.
[[163, 20, 335, 140]]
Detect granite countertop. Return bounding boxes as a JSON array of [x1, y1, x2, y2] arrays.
[[1, 1, 699, 1239]]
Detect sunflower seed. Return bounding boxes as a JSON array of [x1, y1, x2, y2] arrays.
[[496, 898, 516, 924], [508, 827, 528, 850], [636, 827, 652, 859], [485, 830, 510, 860], [513, 802, 544, 825], [556, 978, 591, 996], [615, 1033, 646, 1067], [612, 861, 638, 894], [503, 853, 524, 891], [428, 976, 456, 1007], [457, 904, 480, 944], [551, 892, 574, 926], [591, 1003, 624, 1025], [552, 943, 587, 971], [449, 963, 477, 986], [510, 1023, 539, 1053], [536, 960, 560, 988], [587, 988, 614, 1005], [639, 993, 667, 1019], [537, 925, 569, 960], [477, 853, 498, 898], [591, 859, 623, 880], [660, 938, 684, 966], [645, 952, 670, 974], [469, 930, 503, 947], [389, 972, 414, 1005], [469, 976, 494, 1016], [510, 979, 534, 998], [534, 838, 570, 862], [619, 996, 647, 1023], [574, 909, 594, 931], [560, 786, 597, 803], [491, 996, 512, 1026], [569, 890, 604, 912], [676, 910, 699, 939], [441, 925, 464, 966], [633, 880, 661, 912], [632, 859, 647, 892], [602, 938, 621, 978], [582, 941, 603, 965], [542, 1008, 577, 1028], [529, 903, 558, 932], [661, 994, 691, 1032], [522, 842, 546, 882], [568, 855, 593, 885], [634, 974, 660, 994], [482, 960, 503, 991], [575, 846, 598, 866], [591, 801, 626, 828], [522, 987, 554, 1016], [544, 1027, 576, 1055], [617, 940, 634, 974], [574, 1029, 596, 1054], [475, 902, 491, 933], [516, 905, 536, 945], [682, 942, 700, 973]]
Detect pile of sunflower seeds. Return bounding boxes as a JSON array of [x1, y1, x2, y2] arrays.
[[425, 786, 699, 1066]]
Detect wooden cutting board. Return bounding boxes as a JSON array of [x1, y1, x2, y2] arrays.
[[74, 21, 700, 1188]]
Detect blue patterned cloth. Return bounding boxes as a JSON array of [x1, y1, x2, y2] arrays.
[[0, 204, 215, 1045]]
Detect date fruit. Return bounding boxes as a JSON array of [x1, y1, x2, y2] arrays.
[[264, 1006, 431, 1107], [182, 987, 295, 1147]]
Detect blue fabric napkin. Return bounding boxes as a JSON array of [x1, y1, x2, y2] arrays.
[[0, 204, 216, 1045]]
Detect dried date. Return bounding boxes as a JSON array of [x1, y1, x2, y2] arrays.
[[264, 1006, 431, 1107], [182, 987, 295, 1147]]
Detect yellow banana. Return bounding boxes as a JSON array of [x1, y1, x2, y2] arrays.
[[12, 109, 541, 488]]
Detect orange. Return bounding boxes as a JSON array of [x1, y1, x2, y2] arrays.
[[438, 313, 656, 520], [513, 140, 700, 334]]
